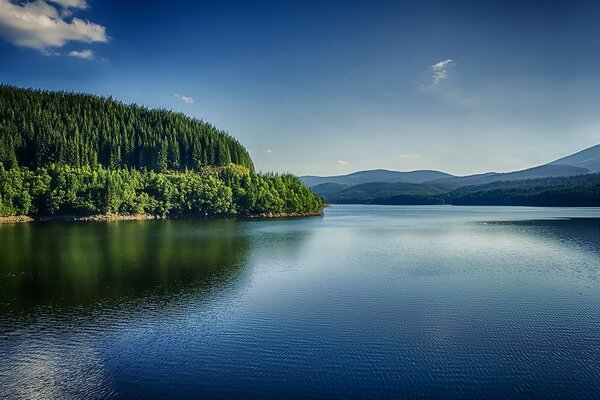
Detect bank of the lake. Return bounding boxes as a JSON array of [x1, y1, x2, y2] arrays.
[[0, 210, 323, 224]]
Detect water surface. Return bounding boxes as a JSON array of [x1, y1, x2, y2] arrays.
[[1, 205, 599, 399]]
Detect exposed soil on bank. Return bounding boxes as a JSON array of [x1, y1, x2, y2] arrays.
[[0, 211, 323, 224], [0, 216, 35, 224]]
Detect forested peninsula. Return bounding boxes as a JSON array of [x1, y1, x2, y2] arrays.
[[0, 85, 324, 221]]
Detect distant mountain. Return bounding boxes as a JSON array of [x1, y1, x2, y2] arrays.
[[430, 164, 592, 187], [314, 174, 600, 206], [548, 144, 600, 172], [302, 145, 599, 191], [445, 173, 600, 207], [300, 169, 454, 187], [311, 181, 452, 204], [309, 183, 351, 199], [447, 173, 600, 196], [303, 144, 600, 206]]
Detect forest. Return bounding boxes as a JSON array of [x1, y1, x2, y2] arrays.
[[0, 86, 323, 218], [446, 184, 600, 207], [312, 173, 600, 207], [0, 85, 253, 171]]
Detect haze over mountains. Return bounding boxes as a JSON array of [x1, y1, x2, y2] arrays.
[[300, 170, 454, 187], [301, 144, 600, 206], [549, 144, 600, 171]]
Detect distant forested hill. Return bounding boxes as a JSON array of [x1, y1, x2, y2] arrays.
[[311, 173, 600, 207], [300, 169, 454, 187], [304, 145, 600, 207], [445, 174, 600, 206], [549, 144, 600, 172], [0, 85, 253, 171], [311, 181, 452, 204]]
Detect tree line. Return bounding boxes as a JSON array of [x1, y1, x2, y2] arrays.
[[370, 184, 600, 206], [0, 164, 324, 217], [445, 185, 600, 207]]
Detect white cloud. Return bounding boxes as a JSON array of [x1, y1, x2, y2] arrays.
[[68, 48, 93, 59], [337, 160, 349, 165], [431, 59, 453, 84], [397, 154, 420, 159], [0, 0, 107, 52], [174, 94, 194, 104], [433, 59, 453, 70], [49, 0, 88, 9], [263, 149, 273, 155]]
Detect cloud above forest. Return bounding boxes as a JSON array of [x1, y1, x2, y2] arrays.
[[397, 154, 420, 159], [0, 0, 107, 53], [175, 94, 194, 104], [431, 59, 453, 84], [68, 48, 93, 59]]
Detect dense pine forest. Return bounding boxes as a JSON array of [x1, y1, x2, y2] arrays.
[[0, 86, 323, 218], [0, 85, 253, 171]]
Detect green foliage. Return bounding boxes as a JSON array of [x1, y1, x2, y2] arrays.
[[0, 85, 253, 171], [0, 165, 324, 217], [0, 86, 323, 217]]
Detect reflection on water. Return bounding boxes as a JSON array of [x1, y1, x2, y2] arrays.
[[0, 206, 599, 399], [485, 217, 600, 252], [0, 219, 251, 311]]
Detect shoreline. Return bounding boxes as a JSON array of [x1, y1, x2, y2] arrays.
[[0, 211, 324, 224]]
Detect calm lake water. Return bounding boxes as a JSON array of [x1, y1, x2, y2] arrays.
[[1, 205, 599, 399]]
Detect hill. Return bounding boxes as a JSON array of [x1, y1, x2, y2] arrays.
[[548, 144, 600, 172], [445, 173, 600, 207], [300, 169, 454, 187], [0, 85, 253, 171], [312, 181, 452, 204], [446, 173, 600, 196], [302, 144, 600, 206], [0, 86, 324, 219], [312, 174, 600, 207], [301, 146, 598, 191], [430, 164, 592, 187]]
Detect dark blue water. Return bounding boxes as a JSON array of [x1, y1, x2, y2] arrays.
[[1, 205, 599, 399]]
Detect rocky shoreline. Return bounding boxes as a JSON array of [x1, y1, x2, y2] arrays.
[[0, 211, 323, 224]]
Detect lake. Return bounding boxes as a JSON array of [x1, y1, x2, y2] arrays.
[[1, 205, 599, 399]]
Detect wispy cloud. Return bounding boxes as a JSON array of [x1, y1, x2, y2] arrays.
[[431, 59, 453, 84], [68, 49, 93, 59], [263, 149, 273, 155], [397, 154, 420, 159], [0, 0, 107, 53], [174, 94, 194, 104], [50, 0, 88, 9], [51, 0, 87, 17], [337, 160, 349, 166]]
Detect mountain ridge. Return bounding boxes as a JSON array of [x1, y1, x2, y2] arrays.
[[303, 144, 600, 206], [549, 144, 600, 172], [300, 169, 455, 187], [301, 144, 600, 188]]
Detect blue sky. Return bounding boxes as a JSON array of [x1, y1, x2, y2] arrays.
[[0, 0, 599, 175]]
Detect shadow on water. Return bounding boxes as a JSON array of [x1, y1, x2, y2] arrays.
[[0, 219, 251, 314]]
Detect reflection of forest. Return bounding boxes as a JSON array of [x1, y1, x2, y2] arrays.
[[0, 219, 252, 311]]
